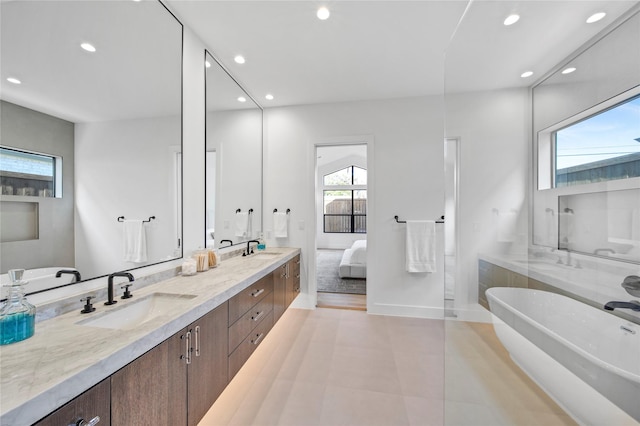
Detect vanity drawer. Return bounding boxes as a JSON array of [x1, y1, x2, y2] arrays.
[[228, 291, 274, 354], [228, 274, 273, 325], [228, 310, 274, 380]]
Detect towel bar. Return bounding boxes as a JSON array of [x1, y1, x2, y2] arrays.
[[394, 215, 444, 224], [118, 216, 155, 223]]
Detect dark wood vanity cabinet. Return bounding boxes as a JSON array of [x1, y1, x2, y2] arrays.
[[111, 302, 228, 426], [273, 263, 288, 321], [285, 255, 301, 308], [187, 302, 228, 426], [228, 274, 274, 380], [111, 327, 188, 426], [33, 254, 300, 426], [33, 378, 110, 426]]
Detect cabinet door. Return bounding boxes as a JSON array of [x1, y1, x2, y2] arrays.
[[187, 302, 229, 426], [34, 378, 110, 426], [111, 330, 188, 426], [272, 264, 287, 322], [285, 255, 301, 307]]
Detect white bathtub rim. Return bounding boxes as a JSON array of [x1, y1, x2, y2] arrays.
[[487, 287, 640, 384]]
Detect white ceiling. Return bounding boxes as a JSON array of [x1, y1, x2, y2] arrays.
[[1, 1, 638, 123], [168, 0, 639, 108]]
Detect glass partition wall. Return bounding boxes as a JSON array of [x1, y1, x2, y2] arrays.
[[444, 2, 640, 425]]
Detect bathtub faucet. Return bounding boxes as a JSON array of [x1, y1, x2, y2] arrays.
[[603, 300, 640, 312], [55, 269, 82, 282]]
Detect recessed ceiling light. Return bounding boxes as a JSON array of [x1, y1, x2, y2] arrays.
[[265, 94, 274, 100], [317, 6, 330, 20], [238, 96, 247, 103], [520, 71, 534, 78], [7, 77, 21, 85], [562, 67, 576, 74], [205, 61, 211, 68], [234, 55, 245, 64], [80, 42, 96, 52], [586, 12, 606, 24], [503, 14, 520, 26]]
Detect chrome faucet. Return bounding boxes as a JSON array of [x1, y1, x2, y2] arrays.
[[603, 300, 640, 312], [55, 269, 82, 282], [243, 240, 260, 256], [106, 272, 134, 305]]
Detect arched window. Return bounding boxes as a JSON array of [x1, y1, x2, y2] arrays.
[[323, 166, 366, 233]]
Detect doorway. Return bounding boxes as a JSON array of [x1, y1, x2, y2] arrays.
[[315, 144, 367, 310]]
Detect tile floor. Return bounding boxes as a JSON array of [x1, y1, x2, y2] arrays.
[[199, 308, 576, 426]]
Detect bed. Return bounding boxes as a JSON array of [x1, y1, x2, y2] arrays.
[[339, 240, 367, 278]]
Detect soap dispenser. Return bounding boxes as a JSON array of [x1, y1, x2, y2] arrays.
[[0, 269, 36, 345]]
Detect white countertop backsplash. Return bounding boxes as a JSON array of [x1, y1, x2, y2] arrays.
[[0, 247, 299, 426]]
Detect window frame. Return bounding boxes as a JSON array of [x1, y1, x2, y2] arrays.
[[322, 165, 367, 234], [0, 145, 62, 198]]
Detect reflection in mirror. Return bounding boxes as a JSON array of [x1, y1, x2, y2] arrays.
[[205, 52, 263, 249], [532, 10, 640, 263], [0, 0, 183, 294]]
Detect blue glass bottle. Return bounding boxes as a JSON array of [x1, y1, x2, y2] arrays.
[[0, 269, 36, 345]]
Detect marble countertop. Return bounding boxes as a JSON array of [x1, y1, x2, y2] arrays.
[[479, 252, 640, 309], [0, 247, 299, 426]]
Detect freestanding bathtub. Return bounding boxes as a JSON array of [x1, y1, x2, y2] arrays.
[[487, 287, 640, 425], [0, 267, 78, 298]]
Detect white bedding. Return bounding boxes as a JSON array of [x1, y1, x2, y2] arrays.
[[339, 240, 367, 278]]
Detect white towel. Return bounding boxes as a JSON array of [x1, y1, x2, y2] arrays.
[[405, 220, 436, 273], [235, 212, 249, 237], [274, 212, 288, 238], [123, 220, 147, 263]]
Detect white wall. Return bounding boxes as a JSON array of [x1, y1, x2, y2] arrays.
[[445, 88, 530, 307], [74, 116, 181, 278], [264, 96, 446, 318]]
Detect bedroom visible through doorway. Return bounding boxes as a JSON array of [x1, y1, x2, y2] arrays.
[[316, 144, 367, 310]]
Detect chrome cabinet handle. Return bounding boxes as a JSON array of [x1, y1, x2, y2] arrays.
[[185, 331, 192, 365], [251, 332, 264, 346], [296, 274, 300, 279], [296, 259, 300, 265], [251, 288, 265, 298], [71, 416, 100, 426], [251, 310, 264, 322], [194, 325, 200, 357]]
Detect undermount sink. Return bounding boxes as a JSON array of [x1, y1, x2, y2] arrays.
[[76, 292, 196, 330], [250, 252, 280, 258]]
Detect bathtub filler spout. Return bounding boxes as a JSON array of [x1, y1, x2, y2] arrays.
[[604, 300, 640, 312], [55, 269, 81, 282]]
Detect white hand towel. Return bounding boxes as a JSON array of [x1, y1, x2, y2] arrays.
[[274, 212, 288, 238], [235, 212, 249, 237], [406, 220, 436, 273], [123, 220, 147, 263]]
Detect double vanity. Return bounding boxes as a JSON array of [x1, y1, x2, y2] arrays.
[[0, 248, 301, 426]]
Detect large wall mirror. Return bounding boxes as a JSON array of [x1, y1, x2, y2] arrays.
[[532, 9, 640, 263], [0, 0, 183, 294], [205, 52, 263, 249]]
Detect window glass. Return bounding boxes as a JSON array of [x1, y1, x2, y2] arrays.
[[324, 167, 351, 186], [0, 147, 56, 197], [353, 166, 367, 185], [555, 95, 640, 187]]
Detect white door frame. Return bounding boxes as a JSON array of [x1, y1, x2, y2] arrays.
[[306, 135, 374, 309]]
